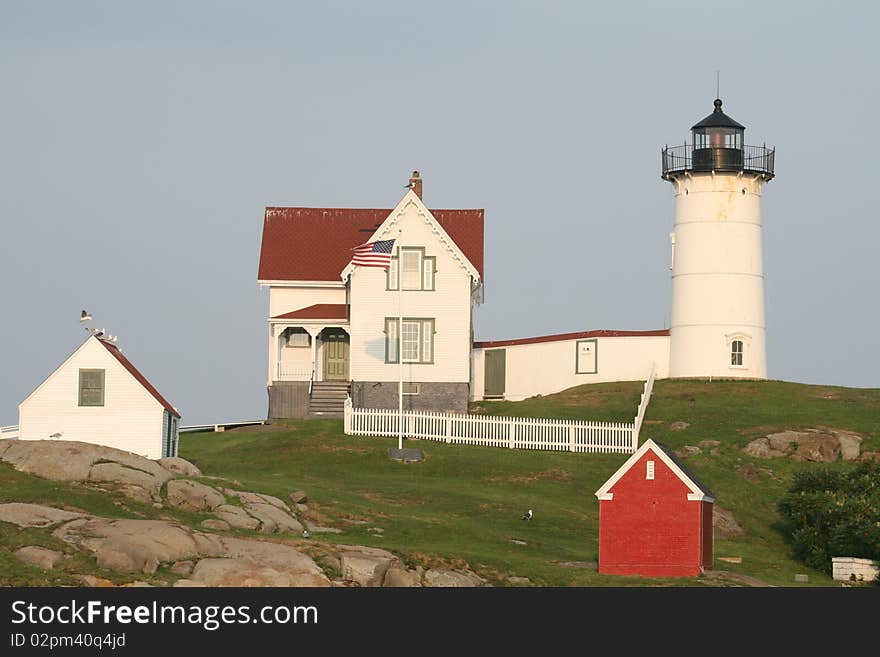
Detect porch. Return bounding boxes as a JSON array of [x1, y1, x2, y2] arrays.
[[268, 304, 351, 418]]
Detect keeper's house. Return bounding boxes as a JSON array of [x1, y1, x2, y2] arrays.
[[18, 335, 181, 459], [595, 438, 714, 577], [258, 172, 484, 418]]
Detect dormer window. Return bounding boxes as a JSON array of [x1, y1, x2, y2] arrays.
[[387, 247, 436, 291]]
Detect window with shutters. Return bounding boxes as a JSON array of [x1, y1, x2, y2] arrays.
[[385, 318, 434, 363], [386, 247, 435, 291], [78, 369, 105, 406]]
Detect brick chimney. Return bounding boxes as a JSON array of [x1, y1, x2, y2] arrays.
[[408, 170, 422, 199]]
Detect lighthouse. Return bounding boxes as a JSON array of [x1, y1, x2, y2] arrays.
[[662, 99, 775, 379]]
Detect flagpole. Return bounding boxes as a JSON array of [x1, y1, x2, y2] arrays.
[[397, 228, 403, 451]]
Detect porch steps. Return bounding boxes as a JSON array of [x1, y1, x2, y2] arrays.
[[308, 381, 351, 418]]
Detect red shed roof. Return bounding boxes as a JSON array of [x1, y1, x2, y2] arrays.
[[96, 338, 181, 418], [474, 329, 670, 349], [272, 304, 349, 321], [257, 207, 484, 282]]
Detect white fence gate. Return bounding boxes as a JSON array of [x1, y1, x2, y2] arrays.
[[344, 364, 657, 455]]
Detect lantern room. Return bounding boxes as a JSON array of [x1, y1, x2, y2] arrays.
[[661, 97, 774, 181]]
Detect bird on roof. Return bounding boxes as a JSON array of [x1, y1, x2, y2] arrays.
[[521, 509, 533, 521], [80, 310, 92, 322], [49, 432, 62, 438], [404, 181, 415, 189]]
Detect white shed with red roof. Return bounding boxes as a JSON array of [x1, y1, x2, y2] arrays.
[[18, 335, 181, 459]]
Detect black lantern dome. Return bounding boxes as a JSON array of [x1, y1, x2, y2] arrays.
[[662, 98, 774, 181]]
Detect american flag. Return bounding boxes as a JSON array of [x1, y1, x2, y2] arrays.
[[351, 239, 395, 268]]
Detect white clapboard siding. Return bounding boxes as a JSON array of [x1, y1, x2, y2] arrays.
[[471, 335, 670, 401], [349, 202, 475, 383], [18, 338, 167, 459], [268, 286, 346, 318]]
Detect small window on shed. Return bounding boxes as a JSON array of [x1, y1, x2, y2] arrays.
[[646, 460, 655, 480]]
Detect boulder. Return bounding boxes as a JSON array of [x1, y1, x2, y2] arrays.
[[52, 518, 224, 574], [200, 519, 230, 531], [218, 537, 329, 586], [669, 421, 690, 431], [75, 575, 116, 587], [158, 457, 202, 477], [171, 560, 195, 576], [766, 431, 804, 453], [15, 546, 64, 570], [340, 552, 397, 587], [245, 503, 303, 534], [214, 505, 260, 531], [507, 576, 531, 586], [699, 440, 721, 448], [713, 507, 746, 538], [383, 567, 423, 587], [0, 440, 159, 481], [861, 451, 880, 462], [835, 431, 863, 461], [116, 485, 153, 505], [190, 558, 328, 587], [166, 480, 226, 512], [88, 462, 169, 498], [793, 434, 840, 463], [0, 503, 86, 528], [423, 569, 485, 587], [289, 491, 308, 504], [742, 438, 786, 459], [675, 445, 702, 458]]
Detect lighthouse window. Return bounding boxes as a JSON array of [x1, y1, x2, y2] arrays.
[[731, 340, 744, 366]]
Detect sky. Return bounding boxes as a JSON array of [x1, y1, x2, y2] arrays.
[[2, 1, 878, 426]]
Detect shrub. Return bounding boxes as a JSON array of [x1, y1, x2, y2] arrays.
[[777, 460, 880, 574]]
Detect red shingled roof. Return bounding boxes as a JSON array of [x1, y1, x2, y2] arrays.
[[258, 207, 484, 282], [474, 329, 670, 349], [272, 304, 349, 321], [96, 338, 180, 418]]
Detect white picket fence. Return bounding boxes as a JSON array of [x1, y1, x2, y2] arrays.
[[344, 364, 657, 455], [0, 425, 20, 440]]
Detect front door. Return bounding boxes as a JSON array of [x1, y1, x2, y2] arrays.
[[323, 330, 350, 381], [484, 349, 506, 398]]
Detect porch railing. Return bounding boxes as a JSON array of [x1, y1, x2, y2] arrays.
[[276, 362, 312, 381]]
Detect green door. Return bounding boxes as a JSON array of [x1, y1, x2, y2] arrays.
[[484, 349, 506, 398], [323, 330, 350, 381]]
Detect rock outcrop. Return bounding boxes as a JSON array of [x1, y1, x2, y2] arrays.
[[743, 428, 863, 462]]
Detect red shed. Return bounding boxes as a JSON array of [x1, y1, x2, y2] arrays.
[[595, 438, 714, 577]]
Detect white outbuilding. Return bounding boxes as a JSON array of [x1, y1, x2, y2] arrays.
[[18, 335, 181, 459]]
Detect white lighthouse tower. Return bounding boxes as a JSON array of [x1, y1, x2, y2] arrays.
[[662, 98, 775, 379]]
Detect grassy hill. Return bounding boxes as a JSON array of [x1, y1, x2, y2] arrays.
[[176, 378, 879, 587]]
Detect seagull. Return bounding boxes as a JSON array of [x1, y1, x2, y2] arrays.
[[302, 529, 310, 539], [80, 310, 92, 322], [404, 181, 415, 189], [521, 509, 533, 521], [49, 432, 62, 438]]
